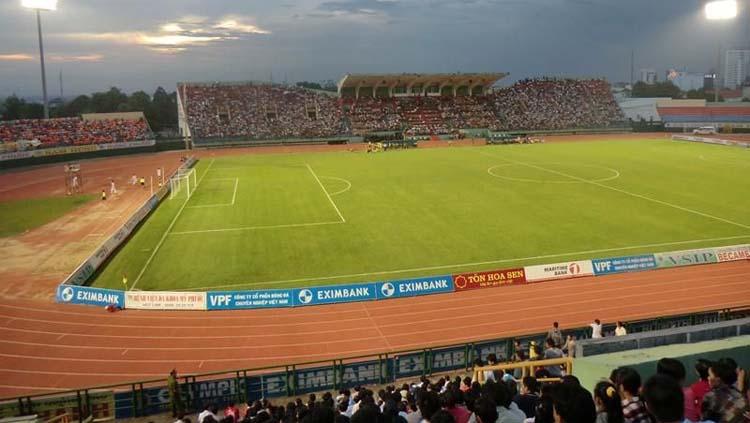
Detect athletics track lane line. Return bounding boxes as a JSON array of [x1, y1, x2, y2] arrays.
[[0, 261, 748, 395]]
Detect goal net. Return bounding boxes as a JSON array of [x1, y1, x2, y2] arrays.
[[169, 168, 197, 200]]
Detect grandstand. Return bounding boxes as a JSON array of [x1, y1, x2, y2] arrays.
[[659, 105, 750, 130], [0, 112, 153, 149], [177, 75, 625, 142]]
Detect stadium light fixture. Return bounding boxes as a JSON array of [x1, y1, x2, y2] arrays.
[[21, 0, 58, 119], [704, 0, 737, 20]]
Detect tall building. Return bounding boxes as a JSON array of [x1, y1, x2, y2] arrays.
[[640, 68, 657, 85], [724, 49, 750, 89]]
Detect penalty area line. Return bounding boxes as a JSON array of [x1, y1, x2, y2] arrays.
[[129, 159, 214, 291], [170, 220, 344, 235], [306, 164, 346, 223]]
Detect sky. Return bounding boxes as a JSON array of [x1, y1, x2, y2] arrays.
[[0, 0, 748, 98]]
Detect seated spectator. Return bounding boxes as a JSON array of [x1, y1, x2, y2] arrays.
[[701, 360, 748, 423], [472, 398, 498, 423], [593, 381, 624, 423], [642, 374, 687, 423], [615, 367, 650, 423], [615, 322, 627, 337], [513, 376, 540, 418], [656, 358, 698, 422], [690, 359, 712, 418], [431, 410, 457, 423], [551, 382, 597, 423], [442, 388, 471, 423]]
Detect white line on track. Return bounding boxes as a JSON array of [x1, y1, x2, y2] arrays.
[[478, 149, 750, 231], [0, 291, 746, 365], [306, 163, 346, 223], [130, 159, 215, 290], [170, 220, 344, 235], [181, 234, 750, 290]]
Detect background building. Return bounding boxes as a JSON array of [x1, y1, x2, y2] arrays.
[[640, 68, 657, 84], [724, 49, 750, 89]]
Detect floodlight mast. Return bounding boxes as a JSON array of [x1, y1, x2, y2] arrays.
[[704, 0, 738, 103], [21, 0, 58, 119]]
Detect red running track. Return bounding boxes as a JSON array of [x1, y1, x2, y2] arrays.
[[0, 260, 748, 398]]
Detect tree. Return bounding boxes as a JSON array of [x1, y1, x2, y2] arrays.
[[1, 96, 43, 120], [127, 91, 151, 113], [90, 87, 128, 113], [148, 87, 177, 132], [56, 95, 92, 117], [631, 81, 681, 99]]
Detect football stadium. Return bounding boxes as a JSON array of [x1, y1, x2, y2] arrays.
[[1, 0, 750, 422]]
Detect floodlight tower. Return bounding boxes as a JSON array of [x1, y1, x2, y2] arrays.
[[704, 0, 738, 103], [21, 0, 58, 119]]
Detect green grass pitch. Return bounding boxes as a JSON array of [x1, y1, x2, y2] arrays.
[[90, 138, 750, 292], [0, 195, 94, 238]]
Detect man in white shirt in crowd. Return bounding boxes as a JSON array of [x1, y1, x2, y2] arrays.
[[615, 321, 627, 336], [590, 319, 603, 339]]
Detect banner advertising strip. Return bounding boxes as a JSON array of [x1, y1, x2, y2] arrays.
[[56, 285, 125, 308], [654, 248, 718, 269], [0, 139, 156, 162], [293, 283, 376, 306], [453, 268, 526, 291], [715, 244, 750, 262], [0, 390, 114, 420], [591, 254, 656, 275], [207, 289, 294, 310], [125, 291, 207, 310], [524, 260, 594, 282], [376, 275, 453, 299]]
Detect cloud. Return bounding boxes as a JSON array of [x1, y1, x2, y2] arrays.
[[315, 0, 398, 19], [0, 53, 34, 61], [61, 15, 269, 53], [48, 54, 104, 62]]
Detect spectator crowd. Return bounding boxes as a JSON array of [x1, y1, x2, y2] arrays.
[[0, 117, 151, 148], [182, 78, 624, 140], [175, 342, 748, 423]]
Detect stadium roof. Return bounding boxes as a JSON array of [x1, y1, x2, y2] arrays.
[[337, 73, 507, 92]]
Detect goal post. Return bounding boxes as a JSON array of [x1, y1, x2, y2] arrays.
[[169, 168, 197, 200]]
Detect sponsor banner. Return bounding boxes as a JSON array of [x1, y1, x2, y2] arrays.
[[592, 254, 657, 275], [207, 289, 294, 310], [258, 361, 388, 397], [376, 275, 453, 299], [96, 139, 155, 151], [34, 144, 98, 158], [56, 285, 125, 307], [0, 150, 34, 161], [125, 291, 207, 310], [654, 248, 718, 268], [114, 377, 257, 419], [452, 268, 526, 291], [715, 244, 750, 262], [0, 390, 114, 420], [524, 260, 594, 282], [293, 283, 376, 306]]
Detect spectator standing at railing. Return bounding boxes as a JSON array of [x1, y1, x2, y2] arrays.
[[167, 369, 184, 418], [542, 338, 564, 378], [547, 322, 563, 348], [591, 319, 604, 339]]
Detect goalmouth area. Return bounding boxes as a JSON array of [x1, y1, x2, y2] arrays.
[[86, 137, 750, 294]]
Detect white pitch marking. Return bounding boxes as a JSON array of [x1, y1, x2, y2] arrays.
[[170, 220, 344, 235], [487, 163, 620, 184], [231, 177, 238, 205], [494, 153, 750, 231], [130, 159, 214, 290], [306, 164, 346, 223], [321, 176, 352, 196], [182, 234, 750, 290], [186, 177, 238, 208]]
